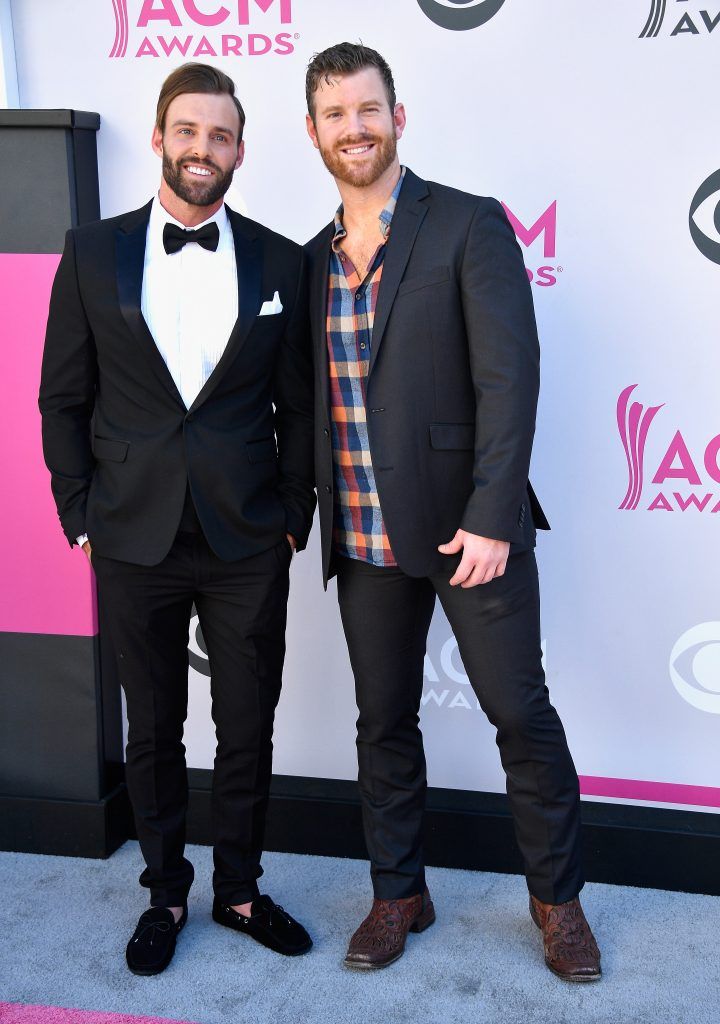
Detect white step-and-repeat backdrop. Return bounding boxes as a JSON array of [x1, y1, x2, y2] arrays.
[[11, 0, 719, 811]]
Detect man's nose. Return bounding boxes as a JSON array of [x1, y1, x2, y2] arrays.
[[345, 111, 366, 137], [190, 133, 211, 158]]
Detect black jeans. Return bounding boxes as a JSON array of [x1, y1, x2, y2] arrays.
[[94, 531, 292, 907], [336, 550, 583, 906]]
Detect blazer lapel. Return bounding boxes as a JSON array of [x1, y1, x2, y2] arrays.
[[188, 206, 262, 412], [369, 169, 429, 375], [115, 201, 184, 407], [308, 224, 334, 424]]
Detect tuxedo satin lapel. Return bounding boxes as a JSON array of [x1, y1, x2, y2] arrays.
[[115, 203, 184, 406], [369, 172, 429, 375], [189, 209, 261, 412], [309, 225, 333, 423]]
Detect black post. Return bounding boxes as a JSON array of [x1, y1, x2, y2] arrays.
[[0, 110, 130, 858]]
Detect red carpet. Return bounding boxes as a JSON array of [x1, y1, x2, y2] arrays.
[[0, 1005, 198, 1024]]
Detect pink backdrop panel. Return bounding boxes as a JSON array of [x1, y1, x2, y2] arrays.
[[0, 252, 96, 637]]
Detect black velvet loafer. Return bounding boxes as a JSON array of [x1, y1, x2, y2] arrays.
[[125, 905, 187, 976], [212, 894, 312, 956]]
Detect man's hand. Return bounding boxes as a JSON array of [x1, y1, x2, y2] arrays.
[[286, 534, 296, 555], [82, 540, 92, 562], [438, 530, 510, 588]]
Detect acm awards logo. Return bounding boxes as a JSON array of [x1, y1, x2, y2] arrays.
[[109, 0, 295, 60], [640, 0, 720, 37], [617, 385, 720, 514], [502, 201, 561, 287], [416, 0, 507, 31], [670, 622, 720, 713], [188, 609, 550, 710], [422, 637, 547, 711], [617, 178, 720, 512]]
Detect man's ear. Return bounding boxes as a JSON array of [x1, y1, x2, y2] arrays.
[[306, 113, 320, 150], [393, 102, 406, 142], [151, 125, 163, 159], [235, 139, 245, 170]]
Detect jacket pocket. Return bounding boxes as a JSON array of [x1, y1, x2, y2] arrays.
[[396, 266, 451, 297], [246, 436, 278, 463], [93, 436, 129, 462], [429, 423, 475, 450]]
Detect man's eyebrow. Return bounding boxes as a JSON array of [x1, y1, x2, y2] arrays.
[[170, 119, 236, 136], [320, 100, 383, 114]]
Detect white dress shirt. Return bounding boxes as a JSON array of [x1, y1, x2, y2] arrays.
[[141, 197, 238, 409]]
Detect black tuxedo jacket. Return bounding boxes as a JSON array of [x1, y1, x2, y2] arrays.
[[305, 168, 549, 584], [40, 202, 315, 566]]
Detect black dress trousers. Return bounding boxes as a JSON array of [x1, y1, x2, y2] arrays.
[[93, 527, 292, 908], [336, 550, 584, 907]]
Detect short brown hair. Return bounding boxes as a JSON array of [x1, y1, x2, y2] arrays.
[[156, 62, 246, 140], [305, 43, 396, 121]]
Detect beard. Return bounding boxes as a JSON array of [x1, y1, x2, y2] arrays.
[[162, 152, 235, 207], [318, 130, 397, 188]]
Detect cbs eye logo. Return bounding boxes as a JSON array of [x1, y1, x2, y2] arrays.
[[669, 622, 720, 713], [417, 0, 507, 31], [188, 611, 211, 677], [689, 169, 720, 265]]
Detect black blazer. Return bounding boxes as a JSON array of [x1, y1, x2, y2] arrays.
[[305, 168, 549, 584], [40, 202, 315, 566]]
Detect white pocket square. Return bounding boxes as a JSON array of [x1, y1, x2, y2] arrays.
[[258, 291, 283, 316]]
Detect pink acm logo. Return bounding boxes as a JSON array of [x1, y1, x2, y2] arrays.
[[109, 0, 295, 59], [617, 384, 720, 513], [502, 201, 561, 288]]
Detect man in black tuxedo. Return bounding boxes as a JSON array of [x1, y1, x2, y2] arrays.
[[40, 63, 315, 974], [304, 43, 601, 980]]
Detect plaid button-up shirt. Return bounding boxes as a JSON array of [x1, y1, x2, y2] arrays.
[[326, 168, 406, 566]]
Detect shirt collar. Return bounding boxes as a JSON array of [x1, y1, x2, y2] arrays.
[[331, 166, 406, 250]]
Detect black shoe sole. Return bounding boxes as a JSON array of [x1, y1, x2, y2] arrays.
[[127, 957, 174, 977], [343, 950, 403, 970], [546, 961, 602, 982]]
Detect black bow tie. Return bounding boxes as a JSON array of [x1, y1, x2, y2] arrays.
[[163, 221, 220, 255]]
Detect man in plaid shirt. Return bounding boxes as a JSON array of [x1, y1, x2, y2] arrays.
[[304, 43, 601, 982]]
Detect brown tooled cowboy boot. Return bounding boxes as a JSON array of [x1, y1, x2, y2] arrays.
[[530, 895, 601, 981], [344, 887, 436, 969]]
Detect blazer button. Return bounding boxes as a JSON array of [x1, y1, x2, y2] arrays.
[[186, 413, 194, 423], [325, 485, 332, 494], [324, 428, 330, 437]]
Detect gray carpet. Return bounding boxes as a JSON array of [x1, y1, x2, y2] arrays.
[[0, 843, 718, 1024]]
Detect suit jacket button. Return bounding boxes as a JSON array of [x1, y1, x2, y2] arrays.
[[324, 428, 330, 437], [186, 413, 194, 423], [325, 485, 332, 494]]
